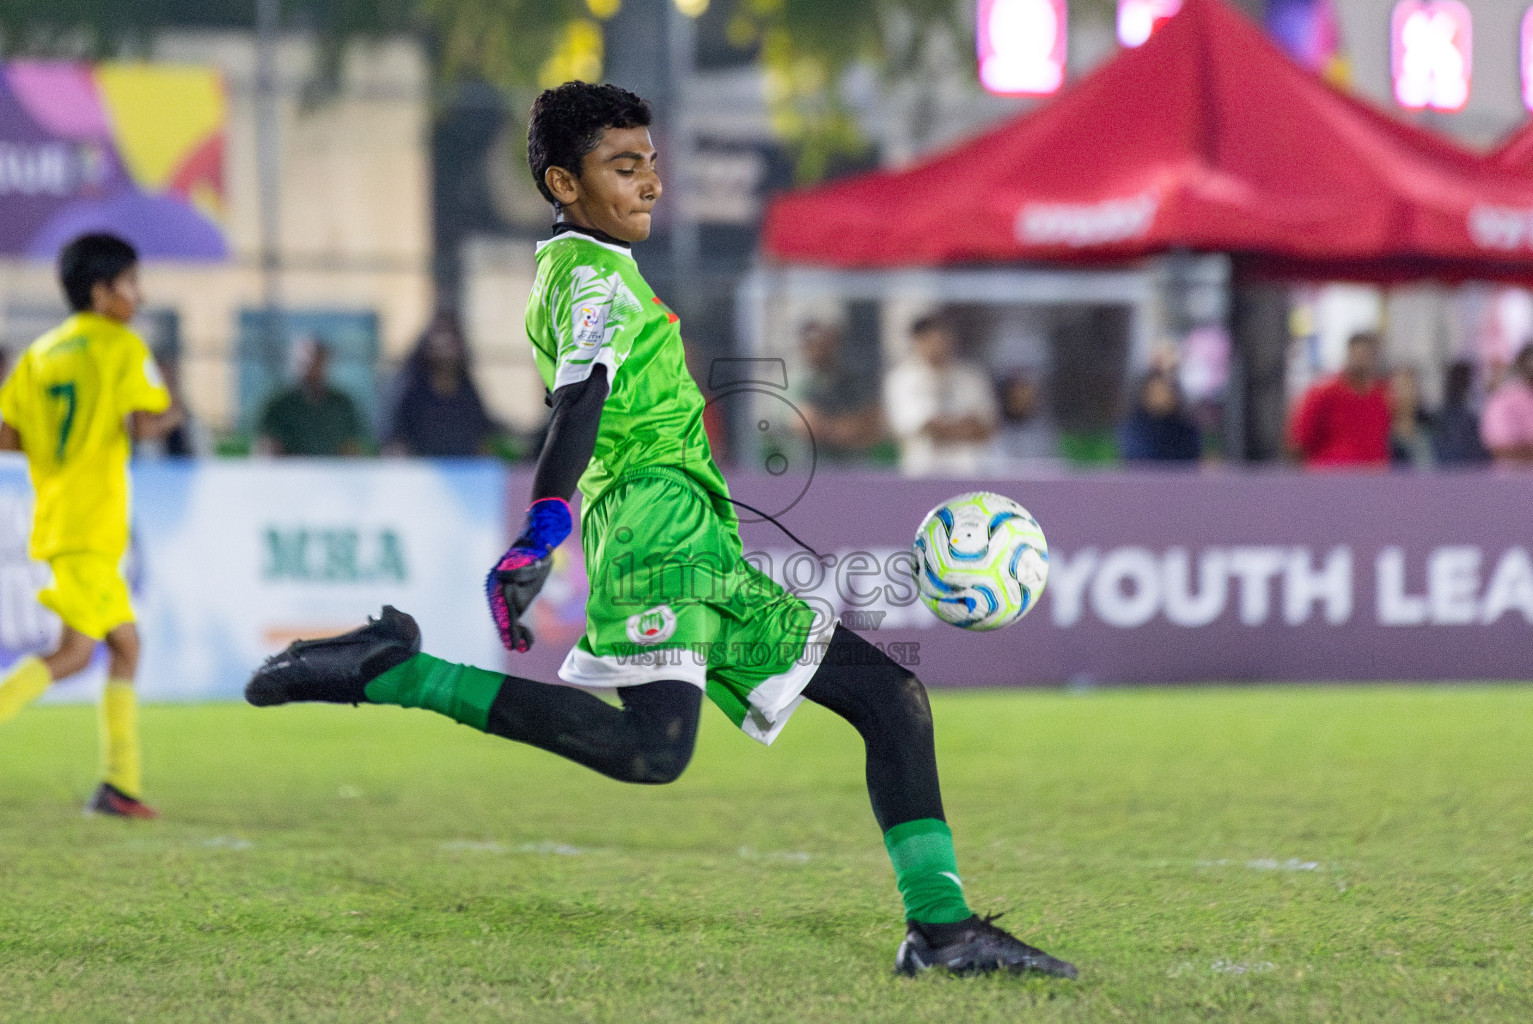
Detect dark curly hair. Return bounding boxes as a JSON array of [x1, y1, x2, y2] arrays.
[[527, 81, 652, 208], [59, 232, 137, 312]]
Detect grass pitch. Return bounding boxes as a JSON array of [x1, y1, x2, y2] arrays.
[[2, 685, 1532, 1023]]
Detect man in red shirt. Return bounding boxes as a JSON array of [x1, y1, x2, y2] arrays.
[[1288, 331, 1391, 467]]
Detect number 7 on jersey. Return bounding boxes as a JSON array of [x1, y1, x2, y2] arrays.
[[46, 381, 76, 462]]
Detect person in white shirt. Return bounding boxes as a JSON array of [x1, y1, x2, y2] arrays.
[[883, 314, 998, 476]]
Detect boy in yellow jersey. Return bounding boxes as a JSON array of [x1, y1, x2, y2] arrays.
[[0, 233, 183, 817]]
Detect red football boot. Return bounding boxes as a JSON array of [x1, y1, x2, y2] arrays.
[[85, 782, 158, 819]]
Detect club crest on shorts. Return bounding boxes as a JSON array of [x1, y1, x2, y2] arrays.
[[626, 604, 677, 645]]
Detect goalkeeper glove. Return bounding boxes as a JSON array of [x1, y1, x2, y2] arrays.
[[485, 497, 572, 652]]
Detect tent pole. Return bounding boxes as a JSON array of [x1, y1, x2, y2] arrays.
[[1228, 267, 1293, 463]]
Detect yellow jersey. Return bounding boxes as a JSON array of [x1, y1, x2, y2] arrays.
[[0, 313, 170, 561]]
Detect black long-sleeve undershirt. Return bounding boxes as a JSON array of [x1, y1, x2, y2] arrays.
[[529, 364, 608, 504]]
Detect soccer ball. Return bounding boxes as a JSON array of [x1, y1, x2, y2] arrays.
[[912, 491, 1048, 631]]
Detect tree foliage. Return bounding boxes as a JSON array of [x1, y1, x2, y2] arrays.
[[0, 0, 598, 81], [0, 0, 414, 56], [0, 0, 1123, 181], [728, 0, 1121, 179], [717, 0, 957, 179], [416, 0, 594, 90]]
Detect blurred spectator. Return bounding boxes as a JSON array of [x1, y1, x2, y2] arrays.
[[257, 336, 365, 457], [381, 309, 499, 457], [1287, 331, 1390, 468], [1481, 343, 1533, 466], [996, 373, 1056, 462], [1431, 361, 1489, 466], [1118, 371, 1201, 463], [791, 320, 884, 462], [884, 314, 998, 476], [138, 353, 211, 458], [1388, 366, 1433, 469]]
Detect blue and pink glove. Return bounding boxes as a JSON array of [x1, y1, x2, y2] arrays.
[[485, 497, 572, 652]]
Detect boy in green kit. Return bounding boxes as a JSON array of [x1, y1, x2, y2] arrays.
[[246, 83, 1075, 979]]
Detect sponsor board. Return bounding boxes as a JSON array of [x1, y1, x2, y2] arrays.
[[0, 456, 67, 673], [0, 457, 506, 701], [4, 461, 1529, 696], [722, 470, 1533, 686], [502, 467, 1533, 687], [0, 62, 228, 259]]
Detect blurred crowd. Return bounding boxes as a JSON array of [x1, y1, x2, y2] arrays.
[[3, 304, 1529, 473], [1287, 331, 1533, 469], [97, 307, 518, 462], [783, 314, 1533, 475], [250, 309, 504, 459]]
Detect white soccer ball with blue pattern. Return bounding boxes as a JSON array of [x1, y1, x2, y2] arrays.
[[912, 492, 1048, 631]]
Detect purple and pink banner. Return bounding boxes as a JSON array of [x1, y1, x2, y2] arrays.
[[516, 469, 1533, 688], [0, 62, 227, 261], [6, 462, 1529, 699]]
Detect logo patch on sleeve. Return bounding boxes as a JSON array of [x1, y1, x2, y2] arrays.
[[574, 303, 609, 347], [625, 604, 678, 645]]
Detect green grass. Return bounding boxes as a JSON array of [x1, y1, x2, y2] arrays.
[[2, 686, 1532, 1023]]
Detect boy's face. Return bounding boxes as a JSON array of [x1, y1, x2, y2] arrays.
[[92, 265, 141, 323], [802, 323, 840, 371], [1143, 375, 1177, 416], [546, 125, 662, 243], [1344, 336, 1378, 380], [913, 327, 954, 367]]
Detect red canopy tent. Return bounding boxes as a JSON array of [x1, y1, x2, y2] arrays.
[[1491, 120, 1533, 173], [762, 0, 1533, 282]]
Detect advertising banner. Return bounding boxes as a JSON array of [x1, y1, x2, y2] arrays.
[[3, 461, 1529, 698], [0, 62, 227, 260], [0, 456, 63, 670], [131, 461, 507, 700], [0, 458, 507, 701], [703, 470, 1533, 687]]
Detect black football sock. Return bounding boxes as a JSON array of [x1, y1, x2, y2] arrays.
[[804, 626, 972, 925], [802, 625, 945, 830], [485, 675, 702, 785]]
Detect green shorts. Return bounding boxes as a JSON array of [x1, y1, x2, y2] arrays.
[[557, 467, 821, 744]]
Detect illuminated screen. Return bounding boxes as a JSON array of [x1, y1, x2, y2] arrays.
[[1523, 6, 1533, 111], [1391, 0, 1472, 112], [1117, 0, 1182, 48], [977, 0, 1067, 96]]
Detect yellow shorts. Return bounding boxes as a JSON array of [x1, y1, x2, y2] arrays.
[[38, 553, 135, 641]]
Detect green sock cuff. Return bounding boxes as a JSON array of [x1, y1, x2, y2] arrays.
[[884, 817, 952, 852], [884, 817, 972, 926], [364, 654, 503, 731]]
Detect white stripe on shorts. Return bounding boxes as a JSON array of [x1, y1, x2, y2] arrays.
[[738, 636, 825, 747], [559, 623, 832, 747], [558, 645, 709, 691]]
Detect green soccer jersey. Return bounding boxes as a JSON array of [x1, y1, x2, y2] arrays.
[[526, 230, 731, 515]]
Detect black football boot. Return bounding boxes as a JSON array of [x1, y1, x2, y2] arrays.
[[245, 605, 420, 707], [895, 914, 1078, 979]]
